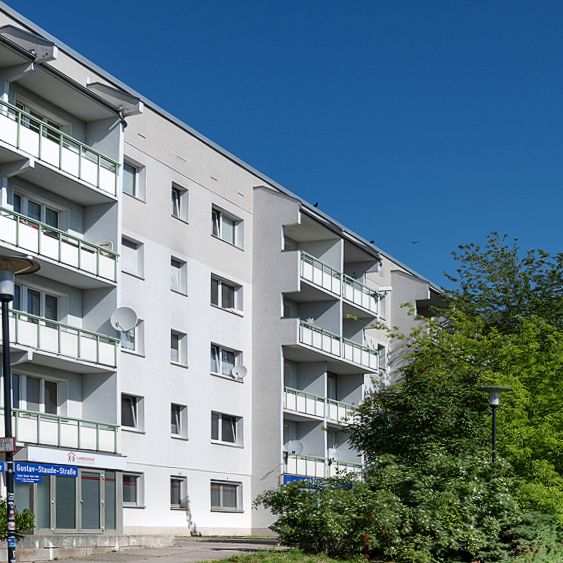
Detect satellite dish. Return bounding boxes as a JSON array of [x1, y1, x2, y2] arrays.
[[110, 307, 138, 332], [287, 440, 304, 455], [231, 365, 247, 380]]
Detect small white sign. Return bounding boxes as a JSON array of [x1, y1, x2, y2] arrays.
[[0, 437, 16, 452]]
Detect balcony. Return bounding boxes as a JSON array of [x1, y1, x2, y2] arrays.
[[285, 453, 362, 479], [0, 100, 118, 198], [284, 386, 356, 424], [297, 320, 378, 373], [299, 251, 378, 316], [9, 309, 118, 370], [300, 251, 341, 296], [0, 208, 117, 284], [10, 409, 117, 453], [342, 274, 378, 315]]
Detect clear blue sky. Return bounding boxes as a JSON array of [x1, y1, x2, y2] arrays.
[[8, 0, 563, 285]]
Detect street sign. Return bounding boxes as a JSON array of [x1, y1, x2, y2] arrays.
[[14, 462, 78, 479], [15, 473, 41, 484], [0, 437, 16, 452]]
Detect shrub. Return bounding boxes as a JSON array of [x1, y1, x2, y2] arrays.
[[0, 498, 35, 540]]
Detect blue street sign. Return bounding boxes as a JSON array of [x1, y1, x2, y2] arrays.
[[0, 461, 5, 472], [14, 462, 78, 478]]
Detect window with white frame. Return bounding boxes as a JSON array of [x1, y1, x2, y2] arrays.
[[210, 276, 242, 312], [170, 476, 188, 509], [171, 183, 189, 222], [210, 344, 241, 377], [170, 330, 188, 365], [13, 192, 60, 230], [121, 237, 144, 278], [170, 257, 187, 295], [170, 404, 188, 437], [122, 162, 137, 197], [121, 394, 143, 430], [211, 206, 243, 248], [211, 412, 242, 445], [13, 284, 59, 323], [210, 480, 242, 512], [121, 320, 144, 354], [123, 473, 143, 507], [12, 373, 61, 415]]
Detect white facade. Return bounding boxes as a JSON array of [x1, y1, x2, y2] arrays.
[[0, 3, 440, 537]]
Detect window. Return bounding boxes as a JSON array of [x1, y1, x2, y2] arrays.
[[14, 192, 60, 230], [170, 330, 188, 365], [171, 184, 189, 222], [122, 162, 137, 197], [13, 284, 59, 323], [15, 100, 65, 142], [170, 403, 188, 437], [211, 412, 242, 445], [170, 257, 187, 294], [210, 481, 241, 512], [210, 344, 241, 377], [123, 473, 143, 507], [211, 207, 243, 248], [120, 320, 144, 354], [121, 394, 143, 430], [211, 276, 242, 312], [170, 476, 188, 509], [12, 374, 60, 414], [121, 237, 144, 278]]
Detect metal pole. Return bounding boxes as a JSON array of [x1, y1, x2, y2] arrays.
[[491, 404, 498, 465], [1, 298, 16, 562]]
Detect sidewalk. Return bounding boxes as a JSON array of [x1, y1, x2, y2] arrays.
[[58, 537, 279, 562]]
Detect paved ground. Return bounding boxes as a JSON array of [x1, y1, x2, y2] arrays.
[[60, 537, 280, 562]]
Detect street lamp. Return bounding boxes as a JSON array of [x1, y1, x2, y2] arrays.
[[0, 255, 40, 563], [480, 385, 512, 466]]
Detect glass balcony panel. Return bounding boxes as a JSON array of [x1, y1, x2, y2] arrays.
[[0, 208, 117, 282], [12, 410, 117, 453], [9, 310, 117, 368], [0, 101, 117, 196]]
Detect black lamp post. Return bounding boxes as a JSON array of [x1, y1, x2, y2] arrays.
[[0, 255, 40, 563], [480, 385, 512, 465]]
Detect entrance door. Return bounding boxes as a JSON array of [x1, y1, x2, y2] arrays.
[[80, 470, 102, 532]]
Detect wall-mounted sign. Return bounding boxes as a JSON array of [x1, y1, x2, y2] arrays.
[[0, 437, 16, 452]]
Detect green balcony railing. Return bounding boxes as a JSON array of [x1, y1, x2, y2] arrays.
[[298, 320, 378, 371], [8, 408, 118, 453], [9, 309, 118, 368], [300, 251, 341, 296], [285, 453, 362, 478], [0, 99, 118, 196], [284, 386, 356, 424], [0, 207, 117, 282], [299, 251, 379, 315]]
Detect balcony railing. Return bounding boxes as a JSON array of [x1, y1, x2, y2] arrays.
[[284, 386, 356, 424], [299, 251, 378, 314], [299, 321, 342, 357], [299, 320, 378, 371], [300, 251, 341, 296], [9, 408, 117, 453], [0, 208, 117, 282], [342, 274, 378, 314], [342, 337, 379, 370], [9, 309, 118, 368], [285, 453, 362, 478], [0, 100, 118, 196]]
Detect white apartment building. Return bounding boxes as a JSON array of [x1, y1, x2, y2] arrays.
[[0, 3, 440, 538]]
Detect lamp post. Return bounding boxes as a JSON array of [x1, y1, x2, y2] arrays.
[[0, 255, 40, 563], [480, 385, 512, 466]]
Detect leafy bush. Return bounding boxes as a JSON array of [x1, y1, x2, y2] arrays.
[[0, 498, 34, 539]]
